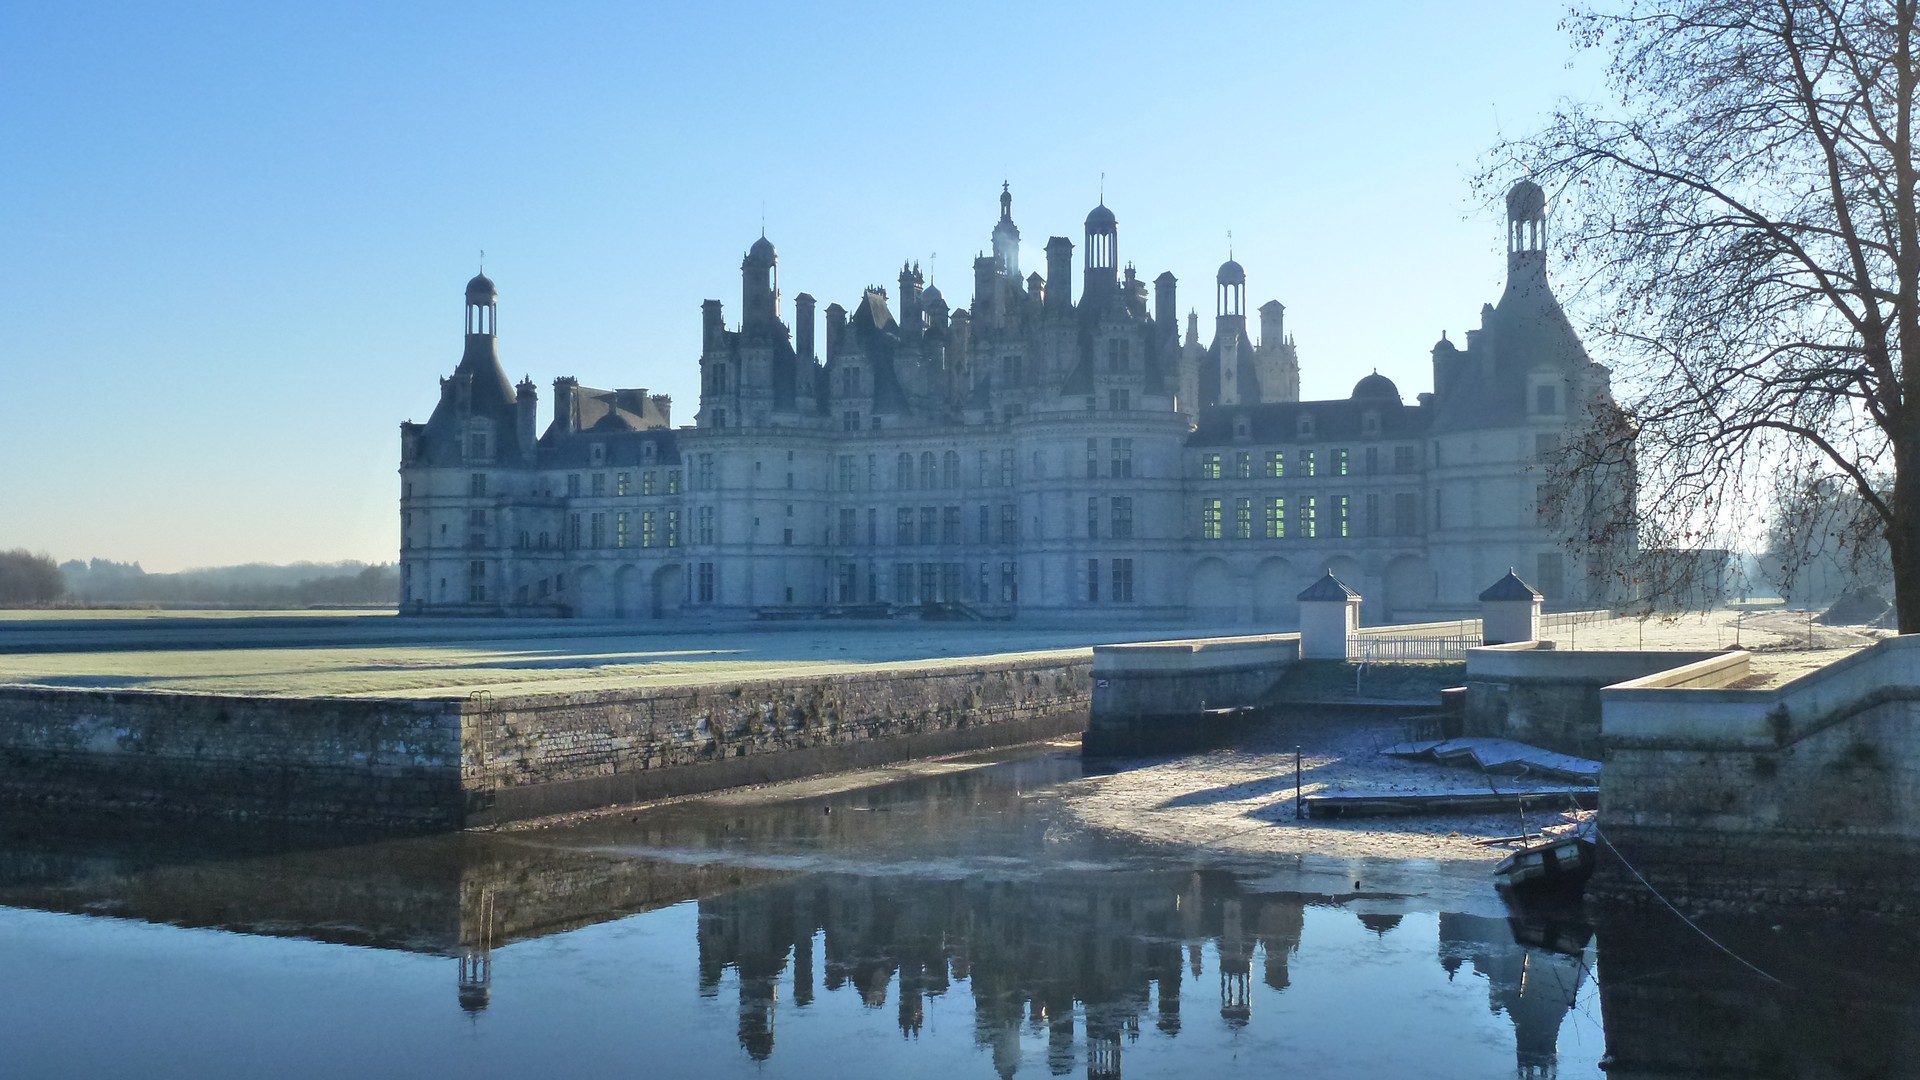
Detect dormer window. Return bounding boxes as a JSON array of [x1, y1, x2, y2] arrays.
[[1297, 413, 1316, 438], [590, 443, 607, 466], [1535, 383, 1561, 414], [1233, 415, 1251, 440], [641, 442, 657, 463], [1362, 410, 1381, 436]]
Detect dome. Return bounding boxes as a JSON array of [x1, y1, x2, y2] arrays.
[[747, 235, 776, 260], [465, 272, 496, 304], [1507, 179, 1546, 221], [1216, 259, 1246, 286], [1085, 203, 1116, 231], [922, 284, 945, 306], [1351, 371, 1401, 401]]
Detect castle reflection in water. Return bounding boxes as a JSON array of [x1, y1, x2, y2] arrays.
[[692, 869, 1586, 1077]]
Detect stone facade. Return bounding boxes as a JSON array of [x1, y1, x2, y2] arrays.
[[399, 181, 1629, 622]]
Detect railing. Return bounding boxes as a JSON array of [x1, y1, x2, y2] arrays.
[[1347, 634, 1482, 661]]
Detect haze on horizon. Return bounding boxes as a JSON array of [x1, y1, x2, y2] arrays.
[[0, 2, 1606, 573]]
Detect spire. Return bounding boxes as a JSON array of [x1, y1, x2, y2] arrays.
[[992, 182, 1021, 279]]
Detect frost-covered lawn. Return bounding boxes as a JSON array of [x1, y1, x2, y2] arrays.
[[0, 615, 1215, 699]]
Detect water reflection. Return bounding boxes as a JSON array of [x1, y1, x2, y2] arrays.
[[5, 750, 1918, 1080], [692, 869, 1588, 1077]]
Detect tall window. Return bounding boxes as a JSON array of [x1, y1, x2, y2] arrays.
[[867, 507, 877, 545], [668, 469, 681, 495], [919, 451, 937, 489], [1086, 558, 1100, 602], [1393, 492, 1417, 535], [1000, 504, 1018, 544], [1334, 495, 1350, 537], [838, 455, 855, 491], [1333, 449, 1349, 476], [1110, 438, 1133, 479], [1109, 389, 1131, 411], [920, 506, 937, 545], [1366, 494, 1380, 536], [697, 562, 714, 603], [568, 513, 582, 548], [1202, 498, 1223, 540], [1365, 447, 1379, 476], [665, 509, 680, 546], [697, 506, 714, 545], [642, 510, 656, 548], [592, 473, 606, 497], [1000, 448, 1015, 486], [1265, 450, 1285, 478], [616, 472, 631, 496], [1236, 452, 1252, 479], [615, 511, 630, 548], [1300, 496, 1318, 538], [590, 513, 605, 548], [1086, 496, 1099, 539], [1300, 449, 1317, 477], [942, 506, 961, 545], [838, 509, 855, 546], [566, 474, 580, 497], [1393, 446, 1415, 474], [897, 453, 913, 490], [1265, 497, 1286, 539], [944, 450, 960, 488], [472, 473, 488, 497], [896, 508, 914, 545], [467, 561, 486, 602], [1236, 498, 1253, 539], [1087, 438, 1100, 479], [1201, 453, 1222, 480], [1112, 558, 1134, 602], [643, 470, 657, 496], [1111, 497, 1133, 540]]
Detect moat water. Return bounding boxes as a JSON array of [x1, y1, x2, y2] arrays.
[[4, 747, 1918, 1079]]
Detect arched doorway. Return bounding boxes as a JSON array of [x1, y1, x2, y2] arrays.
[[651, 564, 684, 619], [1186, 558, 1236, 624], [1384, 555, 1433, 623], [613, 564, 641, 619], [572, 566, 610, 619], [1252, 557, 1297, 625]]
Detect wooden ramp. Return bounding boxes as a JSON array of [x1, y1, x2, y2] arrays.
[[1380, 738, 1601, 784], [1303, 787, 1597, 819]]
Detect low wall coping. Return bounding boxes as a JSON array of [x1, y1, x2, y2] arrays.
[[1093, 634, 1300, 676], [1468, 645, 1734, 684]]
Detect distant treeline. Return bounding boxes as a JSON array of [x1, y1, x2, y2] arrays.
[[0, 553, 399, 608]]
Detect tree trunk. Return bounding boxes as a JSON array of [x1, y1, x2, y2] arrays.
[[1891, 448, 1920, 634]]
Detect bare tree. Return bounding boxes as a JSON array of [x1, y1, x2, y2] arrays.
[[0, 550, 64, 606], [1490, 0, 1920, 629]]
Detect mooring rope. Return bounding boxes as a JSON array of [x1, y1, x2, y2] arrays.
[[1592, 823, 1787, 987]]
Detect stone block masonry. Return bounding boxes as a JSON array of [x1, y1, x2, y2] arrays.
[[0, 656, 1090, 830], [1598, 636, 1920, 914], [463, 656, 1090, 825]]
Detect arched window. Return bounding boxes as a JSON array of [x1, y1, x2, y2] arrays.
[[943, 450, 960, 488], [896, 452, 913, 490], [919, 451, 937, 489]]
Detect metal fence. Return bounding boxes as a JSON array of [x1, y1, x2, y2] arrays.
[[1346, 634, 1483, 661]]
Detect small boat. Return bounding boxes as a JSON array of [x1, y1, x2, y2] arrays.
[[1492, 825, 1597, 899]]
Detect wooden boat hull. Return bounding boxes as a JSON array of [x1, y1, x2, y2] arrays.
[[1493, 836, 1596, 899]]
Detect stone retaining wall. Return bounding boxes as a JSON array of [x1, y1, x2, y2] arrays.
[[0, 655, 1091, 830], [464, 656, 1090, 825], [1463, 643, 1739, 758], [1598, 635, 1920, 913]]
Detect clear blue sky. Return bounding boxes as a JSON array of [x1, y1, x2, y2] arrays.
[[0, 1, 1607, 571]]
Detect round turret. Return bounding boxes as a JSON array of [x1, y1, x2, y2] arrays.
[[1085, 203, 1116, 231], [1507, 179, 1546, 222], [1351, 371, 1401, 401], [1216, 259, 1246, 286], [747, 235, 776, 261], [465, 272, 496, 304]]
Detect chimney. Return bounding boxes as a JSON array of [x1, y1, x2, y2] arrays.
[[1259, 301, 1285, 349], [701, 299, 724, 352], [795, 293, 816, 362], [553, 376, 579, 434], [824, 302, 847, 364], [1155, 272, 1178, 342], [1044, 237, 1073, 317], [515, 377, 539, 457]]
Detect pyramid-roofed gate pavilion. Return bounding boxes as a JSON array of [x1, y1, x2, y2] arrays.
[[397, 183, 1632, 623]]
